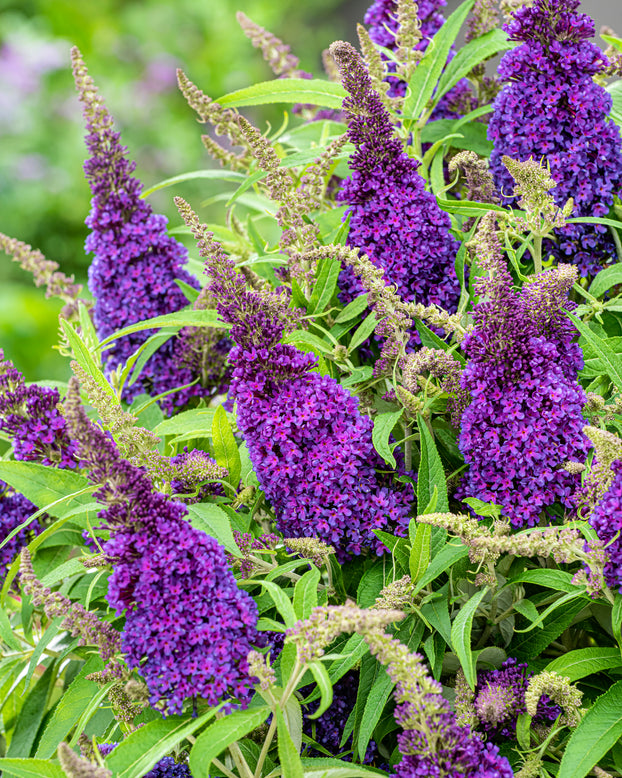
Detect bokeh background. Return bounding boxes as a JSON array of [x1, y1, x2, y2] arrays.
[[1, 0, 621, 382]]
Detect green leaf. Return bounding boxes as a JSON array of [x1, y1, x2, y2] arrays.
[[463, 497, 501, 518], [24, 617, 64, 688], [7, 663, 57, 757], [513, 591, 587, 634], [409, 523, 432, 583], [334, 294, 369, 323], [60, 319, 114, 398], [218, 78, 346, 109], [36, 655, 104, 758], [413, 319, 465, 365], [188, 706, 270, 778], [357, 562, 386, 609], [99, 309, 227, 348], [284, 330, 333, 355], [589, 264, 622, 298], [301, 757, 387, 778], [0, 760, 65, 778], [141, 168, 245, 198], [372, 410, 403, 469], [153, 407, 221, 438], [545, 647, 622, 682], [306, 662, 334, 720], [412, 542, 469, 594], [211, 404, 241, 488], [608, 79, 622, 126], [104, 707, 220, 778], [510, 599, 587, 661], [0, 461, 92, 522], [417, 415, 449, 513], [357, 667, 394, 761], [567, 310, 622, 391], [277, 707, 305, 778], [252, 580, 298, 628], [294, 566, 321, 620], [0, 608, 21, 650], [507, 568, 582, 594], [310, 256, 341, 315], [348, 312, 378, 353], [186, 502, 241, 557], [450, 588, 488, 689], [420, 592, 452, 645], [402, 0, 476, 122], [559, 681, 622, 778], [328, 633, 369, 685], [435, 28, 515, 102], [341, 366, 374, 388]]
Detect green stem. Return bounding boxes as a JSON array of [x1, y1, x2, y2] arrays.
[[213, 757, 239, 778], [253, 716, 278, 778], [533, 234, 543, 275]]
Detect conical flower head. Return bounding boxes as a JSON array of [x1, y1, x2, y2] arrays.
[[330, 41, 460, 322], [177, 199, 414, 559], [72, 48, 202, 413], [488, 0, 622, 276], [458, 220, 588, 527]]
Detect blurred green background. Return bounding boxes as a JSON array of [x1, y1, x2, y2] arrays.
[[0, 0, 355, 381]]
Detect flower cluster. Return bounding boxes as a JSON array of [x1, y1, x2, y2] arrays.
[[71, 48, 202, 413], [0, 482, 41, 582], [472, 659, 561, 739], [63, 379, 258, 714], [364, 0, 471, 114], [0, 350, 77, 468], [458, 215, 588, 527], [488, 0, 622, 277], [178, 199, 414, 560], [587, 458, 622, 592], [330, 41, 461, 327], [362, 629, 514, 778]]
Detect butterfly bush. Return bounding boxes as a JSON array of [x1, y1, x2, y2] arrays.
[[71, 49, 205, 413], [458, 213, 588, 526], [63, 379, 258, 714], [488, 0, 622, 276], [331, 41, 460, 324], [177, 199, 413, 560], [0, 482, 40, 581]]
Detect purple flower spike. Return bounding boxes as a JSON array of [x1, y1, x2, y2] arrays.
[[63, 379, 258, 715], [71, 48, 203, 414], [588, 459, 622, 592], [458, 218, 588, 527], [488, 0, 622, 277], [330, 41, 460, 334], [0, 482, 41, 582]]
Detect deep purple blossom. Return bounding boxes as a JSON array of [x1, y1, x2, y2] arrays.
[[488, 0, 622, 277], [0, 350, 77, 468], [0, 481, 41, 582], [364, 0, 471, 115], [458, 224, 588, 527], [393, 697, 514, 778], [331, 42, 460, 328], [72, 48, 203, 414], [588, 459, 622, 592], [178, 198, 414, 560], [64, 380, 258, 715], [474, 659, 561, 740]]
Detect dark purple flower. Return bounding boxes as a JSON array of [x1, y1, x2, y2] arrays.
[[474, 659, 561, 740], [0, 481, 41, 582], [457, 221, 588, 527], [177, 199, 414, 560], [71, 48, 204, 414], [588, 459, 622, 592], [488, 0, 622, 277], [64, 379, 258, 715], [0, 350, 77, 469], [330, 42, 460, 338]]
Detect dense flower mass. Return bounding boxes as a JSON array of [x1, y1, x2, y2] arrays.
[[588, 458, 622, 592], [364, 0, 470, 114], [178, 198, 414, 559], [0, 350, 77, 468], [63, 379, 258, 714], [71, 48, 202, 413], [488, 0, 622, 277], [330, 42, 460, 323], [474, 659, 561, 739], [0, 482, 40, 582], [458, 217, 588, 527]]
